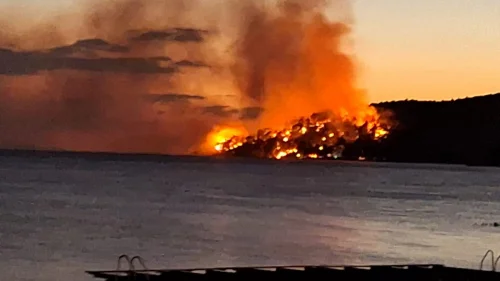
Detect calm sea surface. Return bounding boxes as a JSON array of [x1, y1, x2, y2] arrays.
[[1, 155, 500, 281]]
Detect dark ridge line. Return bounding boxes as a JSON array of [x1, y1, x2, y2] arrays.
[[0, 148, 480, 172], [0, 148, 192, 162]]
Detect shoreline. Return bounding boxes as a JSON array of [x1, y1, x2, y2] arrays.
[[0, 148, 497, 169]]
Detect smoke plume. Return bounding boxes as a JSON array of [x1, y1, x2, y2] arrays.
[[0, 0, 367, 155], [230, 0, 366, 131]]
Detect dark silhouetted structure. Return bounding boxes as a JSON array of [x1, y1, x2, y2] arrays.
[[87, 264, 500, 281]]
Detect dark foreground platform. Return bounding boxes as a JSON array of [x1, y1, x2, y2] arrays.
[[87, 264, 500, 281]]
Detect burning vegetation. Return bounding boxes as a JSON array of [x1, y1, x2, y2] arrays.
[[209, 107, 391, 160]]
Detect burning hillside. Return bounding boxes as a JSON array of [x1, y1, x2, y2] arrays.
[[207, 107, 391, 160], [199, 0, 394, 160]]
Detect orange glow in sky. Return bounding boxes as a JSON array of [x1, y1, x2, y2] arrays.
[[351, 0, 500, 102], [0, 0, 498, 103]]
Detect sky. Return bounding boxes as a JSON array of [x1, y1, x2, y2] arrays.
[[1, 0, 499, 103], [352, 0, 500, 102]]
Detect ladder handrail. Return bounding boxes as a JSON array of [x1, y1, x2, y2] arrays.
[[494, 254, 500, 272], [130, 255, 148, 271], [116, 254, 132, 271], [480, 250, 495, 271]]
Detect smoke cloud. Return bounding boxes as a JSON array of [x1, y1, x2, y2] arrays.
[[230, 0, 366, 131], [0, 0, 364, 155]]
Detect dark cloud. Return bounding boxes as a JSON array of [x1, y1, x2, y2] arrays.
[[130, 28, 208, 43], [144, 93, 206, 104], [0, 49, 176, 75], [239, 106, 264, 120], [48, 39, 129, 56], [202, 105, 239, 118], [58, 57, 176, 74], [142, 95, 262, 121], [0, 33, 209, 76], [175, 60, 208, 68]]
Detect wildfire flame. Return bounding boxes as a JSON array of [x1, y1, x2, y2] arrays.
[[201, 125, 249, 155], [206, 106, 391, 160]]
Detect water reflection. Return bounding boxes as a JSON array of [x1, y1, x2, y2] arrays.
[[1, 157, 500, 281]]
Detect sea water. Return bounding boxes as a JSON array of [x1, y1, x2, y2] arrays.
[[1, 155, 499, 281]]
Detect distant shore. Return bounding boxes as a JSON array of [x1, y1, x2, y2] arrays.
[[1, 148, 497, 170]]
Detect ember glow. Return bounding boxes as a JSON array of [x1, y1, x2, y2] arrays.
[[209, 106, 391, 160]]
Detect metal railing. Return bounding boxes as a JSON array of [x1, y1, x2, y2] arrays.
[[114, 254, 150, 281], [479, 249, 500, 271]]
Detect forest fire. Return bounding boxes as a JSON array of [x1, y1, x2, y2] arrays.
[[209, 107, 391, 160], [196, 0, 397, 161]]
